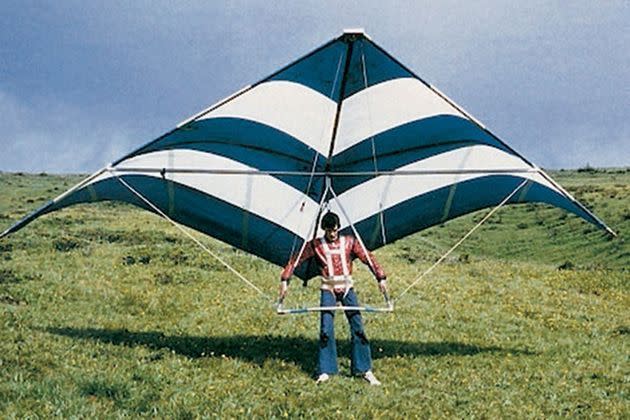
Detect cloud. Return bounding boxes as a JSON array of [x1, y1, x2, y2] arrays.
[[0, 1, 628, 172], [0, 88, 137, 173]]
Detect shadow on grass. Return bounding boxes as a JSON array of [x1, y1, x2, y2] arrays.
[[46, 327, 534, 375]]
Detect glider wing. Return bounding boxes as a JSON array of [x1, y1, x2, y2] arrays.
[[1, 31, 614, 280]]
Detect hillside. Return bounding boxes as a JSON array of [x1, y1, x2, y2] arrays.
[[0, 170, 628, 418]]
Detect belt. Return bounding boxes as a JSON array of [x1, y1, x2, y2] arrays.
[[320, 275, 354, 291]]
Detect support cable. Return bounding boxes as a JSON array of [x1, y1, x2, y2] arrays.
[[360, 44, 387, 246], [286, 150, 324, 261], [328, 182, 377, 272], [394, 178, 529, 304], [108, 169, 272, 302]]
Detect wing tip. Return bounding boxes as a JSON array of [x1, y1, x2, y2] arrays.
[[0, 229, 10, 240], [0, 199, 56, 240], [605, 226, 618, 238]]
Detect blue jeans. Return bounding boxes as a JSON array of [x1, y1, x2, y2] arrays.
[[318, 288, 372, 375]]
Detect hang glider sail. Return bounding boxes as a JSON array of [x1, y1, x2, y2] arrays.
[[1, 30, 614, 280]]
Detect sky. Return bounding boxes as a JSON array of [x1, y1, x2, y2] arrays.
[[0, 0, 628, 173]]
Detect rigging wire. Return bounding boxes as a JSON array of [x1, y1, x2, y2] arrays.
[[328, 181, 378, 272], [108, 167, 528, 313], [328, 182, 393, 308], [283, 182, 331, 282], [360, 43, 387, 246], [394, 178, 529, 304], [108, 169, 273, 302]]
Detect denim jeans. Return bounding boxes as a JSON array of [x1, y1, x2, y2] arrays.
[[318, 288, 372, 375]]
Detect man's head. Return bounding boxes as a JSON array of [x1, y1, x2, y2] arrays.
[[321, 212, 340, 241]]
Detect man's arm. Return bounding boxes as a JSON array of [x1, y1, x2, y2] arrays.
[[279, 240, 315, 300], [352, 238, 389, 296], [351, 237, 386, 281], [280, 240, 315, 281]]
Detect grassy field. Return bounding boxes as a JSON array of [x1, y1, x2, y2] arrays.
[[0, 169, 628, 418]]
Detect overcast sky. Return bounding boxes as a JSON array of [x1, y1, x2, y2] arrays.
[[1, 0, 628, 173]]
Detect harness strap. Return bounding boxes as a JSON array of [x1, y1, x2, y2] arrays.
[[320, 238, 335, 276], [320, 236, 352, 295], [340, 236, 349, 276], [320, 275, 354, 291]]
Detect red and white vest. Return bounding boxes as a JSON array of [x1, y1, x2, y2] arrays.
[[281, 235, 386, 291]]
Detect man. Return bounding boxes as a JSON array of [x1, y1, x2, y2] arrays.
[[279, 211, 388, 385]]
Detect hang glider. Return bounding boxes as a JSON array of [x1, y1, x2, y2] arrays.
[[1, 30, 615, 281]]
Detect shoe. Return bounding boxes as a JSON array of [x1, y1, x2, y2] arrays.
[[316, 373, 330, 384], [363, 370, 381, 386]]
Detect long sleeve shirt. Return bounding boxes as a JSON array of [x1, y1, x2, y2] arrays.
[[281, 235, 386, 282]]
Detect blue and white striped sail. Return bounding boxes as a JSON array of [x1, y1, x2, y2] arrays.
[[1, 30, 613, 279]]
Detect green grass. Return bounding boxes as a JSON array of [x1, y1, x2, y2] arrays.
[[0, 169, 628, 418]]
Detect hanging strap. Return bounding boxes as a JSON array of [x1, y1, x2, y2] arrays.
[[108, 169, 272, 303], [394, 179, 529, 305], [287, 52, 346, 259]]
